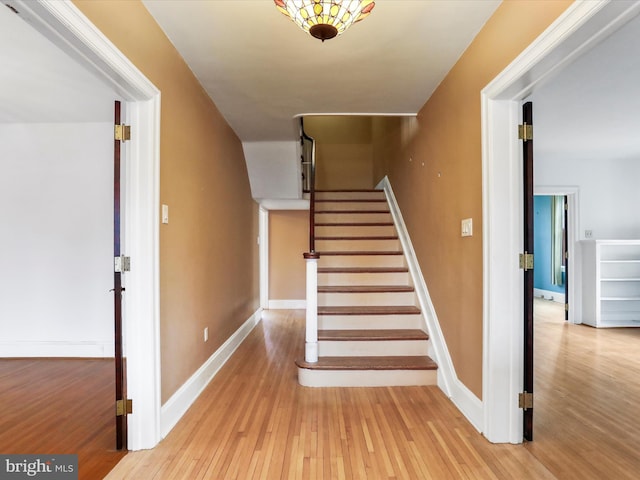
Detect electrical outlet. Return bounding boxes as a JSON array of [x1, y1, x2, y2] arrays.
[[204, 327, 208, 342], [585, 229, 593, 239]]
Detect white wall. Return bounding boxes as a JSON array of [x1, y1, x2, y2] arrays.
[[535, 155, 640, 241], [0, 123, 114, 357], [242, 141, 300, 200]]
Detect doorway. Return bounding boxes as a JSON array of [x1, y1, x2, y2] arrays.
[[3, 0, 162, 450], [482, 0, 640, 443]]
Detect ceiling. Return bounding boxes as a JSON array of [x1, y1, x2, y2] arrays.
[[531, 11, 640, 163], [3, 0, 640, 163], [141, 0, 502, 141]]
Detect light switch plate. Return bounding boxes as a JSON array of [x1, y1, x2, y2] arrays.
[[162, 204, 169, 224], [461, 218, 473, 237]]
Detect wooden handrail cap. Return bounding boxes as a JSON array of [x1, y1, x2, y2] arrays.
[[303, 252, 321, 259]]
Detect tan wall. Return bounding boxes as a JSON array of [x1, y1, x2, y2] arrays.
[[73, 0, 260, 403], [305, 116, 374, 190], [386, 0, 573, 398], [269, 211, 308, 300], [372, 117, 402, 186]]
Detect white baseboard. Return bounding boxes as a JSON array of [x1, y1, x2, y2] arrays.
[[447, 373, 483, 432], [268, 299, 306, 309], [534, 288, 565, 304], [160, 308, 263, 438], [379, 176, 483, 429], [0, 341, 114, 358]]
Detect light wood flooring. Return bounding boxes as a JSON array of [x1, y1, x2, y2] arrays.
[[4, 302, 640, 479], [104, 301, 639, 480], [526, 298, 640, 479], [0, 358, 126, 479]]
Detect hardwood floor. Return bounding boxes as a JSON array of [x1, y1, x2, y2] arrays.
[[8, 302, 634, 479], [526, 298, 640, 479], [0, 358, 126, 479], [105, 310, 556, 480]]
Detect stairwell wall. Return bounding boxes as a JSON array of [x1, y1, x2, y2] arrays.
[[73, 0, 260, 403], [385, 0, 573, 398]]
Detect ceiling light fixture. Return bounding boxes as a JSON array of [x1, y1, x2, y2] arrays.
[[274, 0, 375, 42]]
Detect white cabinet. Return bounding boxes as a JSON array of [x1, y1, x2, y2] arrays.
[[582, 240, 640, 327]]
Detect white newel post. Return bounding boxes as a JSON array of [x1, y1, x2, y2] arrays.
[[304, 252, 320, 362]]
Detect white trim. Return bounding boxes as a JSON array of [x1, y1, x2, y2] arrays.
[[482, 0, 640, 444], [534, 289, 565, 304], [0, 342, 114, 358], [160, 309, 263, 439], [259, 207, 269, 309], [268, 299, 306, 309], [378, 177, 489, 426], [15, 0, 162, 450]]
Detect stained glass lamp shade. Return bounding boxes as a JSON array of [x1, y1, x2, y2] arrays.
[[274, 0, 376, 41]]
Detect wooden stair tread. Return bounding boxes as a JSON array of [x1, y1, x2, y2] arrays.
[[316, 222, 394, 227], [316, 210, 390, 214], [315, 189, 384, 193], [316, 199, 387, 203], [318, 306, 421, 315], [296, 355, 437, 371], [317, 251, 403, 256], [318, 285, 414, 293], [316, 236, 398, 240], [318, 266, 408, 273], [318, 329, 428, 341]]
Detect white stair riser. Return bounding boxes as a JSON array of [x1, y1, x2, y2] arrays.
[[315, 202, 388, 211], [318, 314, 423, 330], [298, 368, 437, 387], [315, 212, 392, 223], [316, 239, 400, 252], [315, 225, 396, 237], [318, 291, 416, 307], [318, 272, 410, 286], [315, 191, 386, 201], [318, 255, 405, 268], [318, 340, 429, 357]]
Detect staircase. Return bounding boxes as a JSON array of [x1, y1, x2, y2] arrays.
[[296, 189, 438, 387]]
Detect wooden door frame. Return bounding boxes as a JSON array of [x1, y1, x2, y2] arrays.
[[481, 0, 640, 444], [14, 0, 162, 450]]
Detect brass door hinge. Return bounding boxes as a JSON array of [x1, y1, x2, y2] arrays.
[[565, 303, 569, 312], [519, 252, 534, 271], [114, 124, 131, 142], [116, 399, 133, 417], [518, 123, 533, 141], [519, 391, 533, 411], [114, 256, 131, 273]]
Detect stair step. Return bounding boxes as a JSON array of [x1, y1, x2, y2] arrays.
[[318, 329, 428, 341], [318, 306, 421, 315], [316, 199, 387, 203], [315, 191, 386, 201], [318, 285, 414, 293], [315, 222, 394, 227], [318, 314, 423, 330], [318, 254, 405, 269], [316, 210, 390, 214], [316, 236, 398, 240], [296, 355, 437, 371], [317, 251, 403, 256], [319, 266, 408, 273], [314, 200, 389, 211]]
